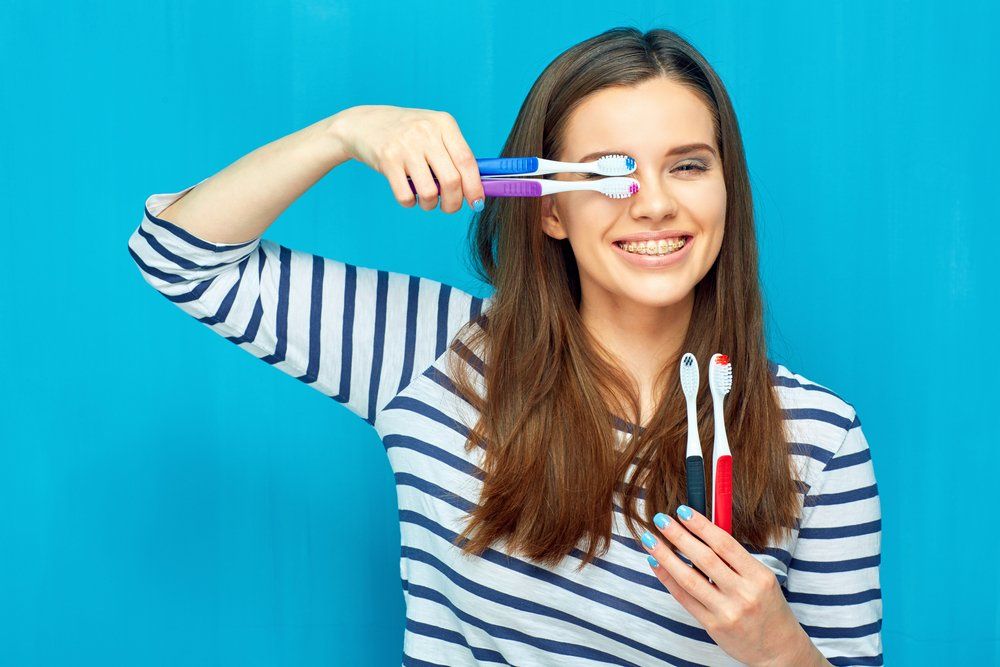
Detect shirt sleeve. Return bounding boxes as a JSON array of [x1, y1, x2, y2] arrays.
[[784, 411, 883, 666], [127, 179, 489, 427]]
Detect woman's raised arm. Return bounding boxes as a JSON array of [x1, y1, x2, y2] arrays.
[[127, 108, 488, 426]]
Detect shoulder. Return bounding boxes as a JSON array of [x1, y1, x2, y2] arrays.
[[768, 359, 867, 492], [768, 359, 859, 431]]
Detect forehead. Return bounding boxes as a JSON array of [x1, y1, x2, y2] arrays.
[[561, 78, 716, 155]]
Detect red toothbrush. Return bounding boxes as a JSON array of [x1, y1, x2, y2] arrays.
[[708, 353, 733, 533]]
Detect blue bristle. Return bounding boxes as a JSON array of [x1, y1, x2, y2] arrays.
[[625, 157, 635, 170]]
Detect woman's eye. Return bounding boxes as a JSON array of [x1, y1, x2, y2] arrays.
[[575, 173, 598, 179], [675, 162, 708, 173]]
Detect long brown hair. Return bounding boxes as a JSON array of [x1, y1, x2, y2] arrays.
[[445, 26, 798, 570]]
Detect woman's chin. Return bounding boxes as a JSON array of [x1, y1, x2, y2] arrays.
[[618, 285, 693, 309]]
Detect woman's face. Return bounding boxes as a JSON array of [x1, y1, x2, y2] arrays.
[[541, 77, 727, 312]]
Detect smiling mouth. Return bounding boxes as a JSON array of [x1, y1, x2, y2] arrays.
[[613, 236, 692, 255]]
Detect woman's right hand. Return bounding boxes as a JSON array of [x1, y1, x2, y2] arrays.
[[330, 104, 485, 214]]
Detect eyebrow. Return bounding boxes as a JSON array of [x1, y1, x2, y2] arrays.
[[576, 143, 717, 163]]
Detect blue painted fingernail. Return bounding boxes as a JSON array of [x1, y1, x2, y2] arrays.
[[653, 513, 670, 529], [472, 198, 484, 212], [647, 554, 660, 568], [641, 530, 657, 549], [677, 505, 693, 521]]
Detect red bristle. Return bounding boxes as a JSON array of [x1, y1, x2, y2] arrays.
[[716, 354, 730, 365]]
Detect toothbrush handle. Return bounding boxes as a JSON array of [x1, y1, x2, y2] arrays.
[[481, 179, 542, 197], [685, 456, 707, 517], [407, 178, 542, 198], [476, 157, 538, 176], [713, 454, 733, 533]]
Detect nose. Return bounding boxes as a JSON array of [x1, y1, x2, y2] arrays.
[[627, 167, 679, 221]]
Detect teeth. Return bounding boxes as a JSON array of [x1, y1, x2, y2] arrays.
[[616, 238, 688, 255]]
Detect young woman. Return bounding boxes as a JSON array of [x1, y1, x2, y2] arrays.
[[128, 27, 881, 667]]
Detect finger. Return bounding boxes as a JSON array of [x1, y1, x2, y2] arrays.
[[640, 529, 724, 611], [438, 113, 485, 210], [647, 554, 712, 626], [653, 511, 739, 592], [674, 505, 759, 576], [424, 141, 464, 214], [382, 159, 417, 208], [403, 150, 440, 211]]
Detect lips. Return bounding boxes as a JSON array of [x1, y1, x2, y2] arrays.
[[611, 231, 693, 244], [610, 234, 695, 267]]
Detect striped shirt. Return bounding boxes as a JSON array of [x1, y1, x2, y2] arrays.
[[128, 180, 883, 666]]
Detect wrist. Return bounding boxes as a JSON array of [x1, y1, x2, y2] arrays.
[[760, 628, 829, 667], [323, 106, 359, 166]]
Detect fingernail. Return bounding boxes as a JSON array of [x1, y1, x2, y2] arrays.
[[653, 513, 670, 529], [647, 555, 660, 568], [641, 530, 657, 549], [472, 198, 484, 212], [677, 505, 693, 521]]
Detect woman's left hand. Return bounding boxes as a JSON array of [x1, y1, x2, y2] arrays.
[[639, 505, 831, 667]]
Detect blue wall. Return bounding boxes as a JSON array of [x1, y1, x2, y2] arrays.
[[1, 2, 995, 664]]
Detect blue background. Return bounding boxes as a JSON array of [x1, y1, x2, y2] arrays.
[[1, 1, 995, 664]]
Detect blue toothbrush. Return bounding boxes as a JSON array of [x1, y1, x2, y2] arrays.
[[407, 153, 639, 199]]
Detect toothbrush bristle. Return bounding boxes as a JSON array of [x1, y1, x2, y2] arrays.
[[598, 177, 641, 199], [710, 354, 733, 394], [679, 353, 699, 395], [595, 153, 637, 176]]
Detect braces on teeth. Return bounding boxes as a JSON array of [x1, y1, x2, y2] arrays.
[[616, 238, 688, 254]]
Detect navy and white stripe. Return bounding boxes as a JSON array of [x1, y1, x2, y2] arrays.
[[129, 181, 882, 666], [128, 180, 485, 427]]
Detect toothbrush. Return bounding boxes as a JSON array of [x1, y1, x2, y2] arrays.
[[481, 176, 638, 199], [473, 153, 635, 178], [409, 175, 639, 200], [406, 153, 640, 199], [679, 353, 706, 517], [708, 353, 733, 534]]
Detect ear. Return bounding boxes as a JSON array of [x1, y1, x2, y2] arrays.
[[540, 194, 569, 240]]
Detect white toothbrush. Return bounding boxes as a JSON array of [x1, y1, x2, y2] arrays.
[[679, 353, 706, 516], [475, 153, 637, 178], [408, 154, 641, 200], [708, 353, 733, 533], [477, 175, 639, 199], [408, 173, 640, 200]]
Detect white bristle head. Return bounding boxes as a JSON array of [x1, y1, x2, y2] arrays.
[[596, 176, 640, 199], [679, 353, 699, 398], [594, 154, 637, 176], [708, 353, 732, 397]]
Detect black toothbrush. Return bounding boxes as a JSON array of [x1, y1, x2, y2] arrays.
[[679, 353, 706, 516]]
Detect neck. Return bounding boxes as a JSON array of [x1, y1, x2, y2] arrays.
[[579, 288, 694, 426]]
